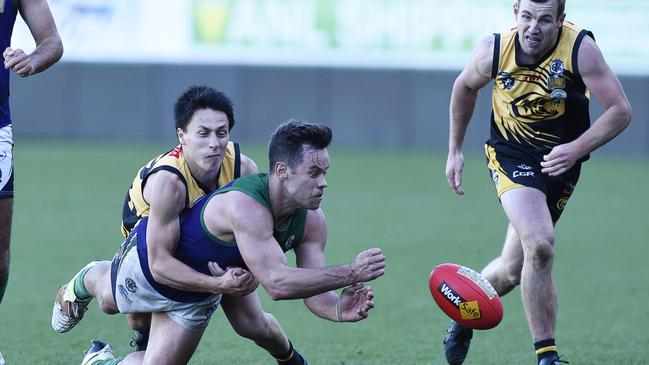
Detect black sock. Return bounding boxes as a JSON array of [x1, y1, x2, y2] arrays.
[[274, 340, 306, 365], [534, 338, 557, 362]]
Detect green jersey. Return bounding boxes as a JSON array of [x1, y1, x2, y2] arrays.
[[212, 173, 308, 252]]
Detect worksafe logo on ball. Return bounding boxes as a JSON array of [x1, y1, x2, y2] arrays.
[[437, 281, 482, 320], [459, 300, 482, 320]]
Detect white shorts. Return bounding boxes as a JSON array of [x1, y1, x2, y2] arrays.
[[0, 125, 13, 198], [111, 236, 221, 332]]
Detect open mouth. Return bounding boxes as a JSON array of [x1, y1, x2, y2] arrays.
[[525, 35, 541, 48]]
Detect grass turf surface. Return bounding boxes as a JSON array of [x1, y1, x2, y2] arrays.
[[1, 141, 647, 364]]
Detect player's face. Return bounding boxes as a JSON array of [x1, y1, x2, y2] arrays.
[[286, 147, 330, 210], [514, 0, 564, 61], [177, 108, 230, 174]]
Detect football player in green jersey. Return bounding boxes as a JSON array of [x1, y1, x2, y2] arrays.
[[55, 121, 384, 365]]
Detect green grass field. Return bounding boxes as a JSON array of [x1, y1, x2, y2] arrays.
[[1, 141, 647, 364]]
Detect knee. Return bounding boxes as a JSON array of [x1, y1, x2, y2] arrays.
[[521, 232, 555, 269], [95, 286, 118, 315], [97, 295, 119, 315]]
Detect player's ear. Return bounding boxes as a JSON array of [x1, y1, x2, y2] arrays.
[[177, 127, 186, 145], [513, 1, 519, 17], [275, 161, 289, 180], [558, 12, 565, 27]]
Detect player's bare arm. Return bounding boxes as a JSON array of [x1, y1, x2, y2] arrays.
[[296, 209, 376, 322], [240, 153, 259, 176], [446, 35, 495, 195], [144, 171, 256, 296], [211, 191, 385, 300], [541, 36, 632, 176], [3, 0, 62, 77]]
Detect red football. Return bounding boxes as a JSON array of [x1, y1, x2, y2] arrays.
[[429, 263, 503, 329]]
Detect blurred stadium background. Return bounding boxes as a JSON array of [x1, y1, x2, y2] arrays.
[[2, 1, 648, 364]]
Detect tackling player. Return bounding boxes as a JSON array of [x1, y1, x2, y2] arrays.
[[53, 120, 385, 365], [53, 85, 311, 365]]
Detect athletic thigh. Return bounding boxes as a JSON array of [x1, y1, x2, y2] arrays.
[[141, 312, 205, 365], [499, 187, 554, 246]]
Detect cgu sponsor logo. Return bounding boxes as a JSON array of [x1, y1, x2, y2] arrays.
[[513, 170, 534, 178]]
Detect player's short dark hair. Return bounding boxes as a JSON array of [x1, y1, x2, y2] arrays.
[[518, 0, 565, 18], [174, 85, 235, 131], [268, 120, 332, 173]]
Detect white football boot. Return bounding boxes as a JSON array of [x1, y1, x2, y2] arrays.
[[81, 340, 116, 365], [51, 261, 98, 333]]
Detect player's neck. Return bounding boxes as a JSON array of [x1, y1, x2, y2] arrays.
[[187, 160, 219, 191], [268, 176, 300, 226]]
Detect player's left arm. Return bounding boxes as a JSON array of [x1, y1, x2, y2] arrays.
[[3, 0, 63, 77], [297, 209, 375, 322], [541, 35, 632, 176]]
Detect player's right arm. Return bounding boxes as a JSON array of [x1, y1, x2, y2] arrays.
[[209, 192, 385, 301], [4, 0, 63, 77], [446, 35, 494, 195], [144, 171, 256, 296]]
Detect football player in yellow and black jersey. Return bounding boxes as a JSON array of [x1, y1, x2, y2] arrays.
[[120, 138, 243, 237], [443, 1, 631, 364], [53, 86, 311, 365]]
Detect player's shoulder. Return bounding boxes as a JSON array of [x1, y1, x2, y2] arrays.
[[209, 190, 273, 232], [466, 34, 496, 80], [304, 208, 327, 237], [240, 153, 259, 176], [143, 169, 187, 203]]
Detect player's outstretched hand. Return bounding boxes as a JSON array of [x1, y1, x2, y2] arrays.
[[445, 150, 465, 195], [208, 261, 258, 296], [351, 248, 385, 282], [338, 283, 375, 322], [541, 142, 581, 176], [3, 47, 33, 77]]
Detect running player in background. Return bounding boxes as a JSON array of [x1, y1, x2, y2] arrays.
[[443, 0, 631, 364]]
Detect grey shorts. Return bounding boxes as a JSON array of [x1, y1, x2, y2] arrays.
[[0, 125, 13, 198], [111, 234, 221, 332]]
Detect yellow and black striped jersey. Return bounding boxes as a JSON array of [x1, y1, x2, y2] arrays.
[[489, 21, 593, 161], [120, 141, 241, 237]]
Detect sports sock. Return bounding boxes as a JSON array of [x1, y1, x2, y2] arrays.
[[535, 338, 557, 362], [92, 358, 123, 365], [73, 264, 94, 301], [273, 340, 306, 365]]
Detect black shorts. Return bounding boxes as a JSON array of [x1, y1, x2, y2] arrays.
[[484, 144, 581, 222]]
